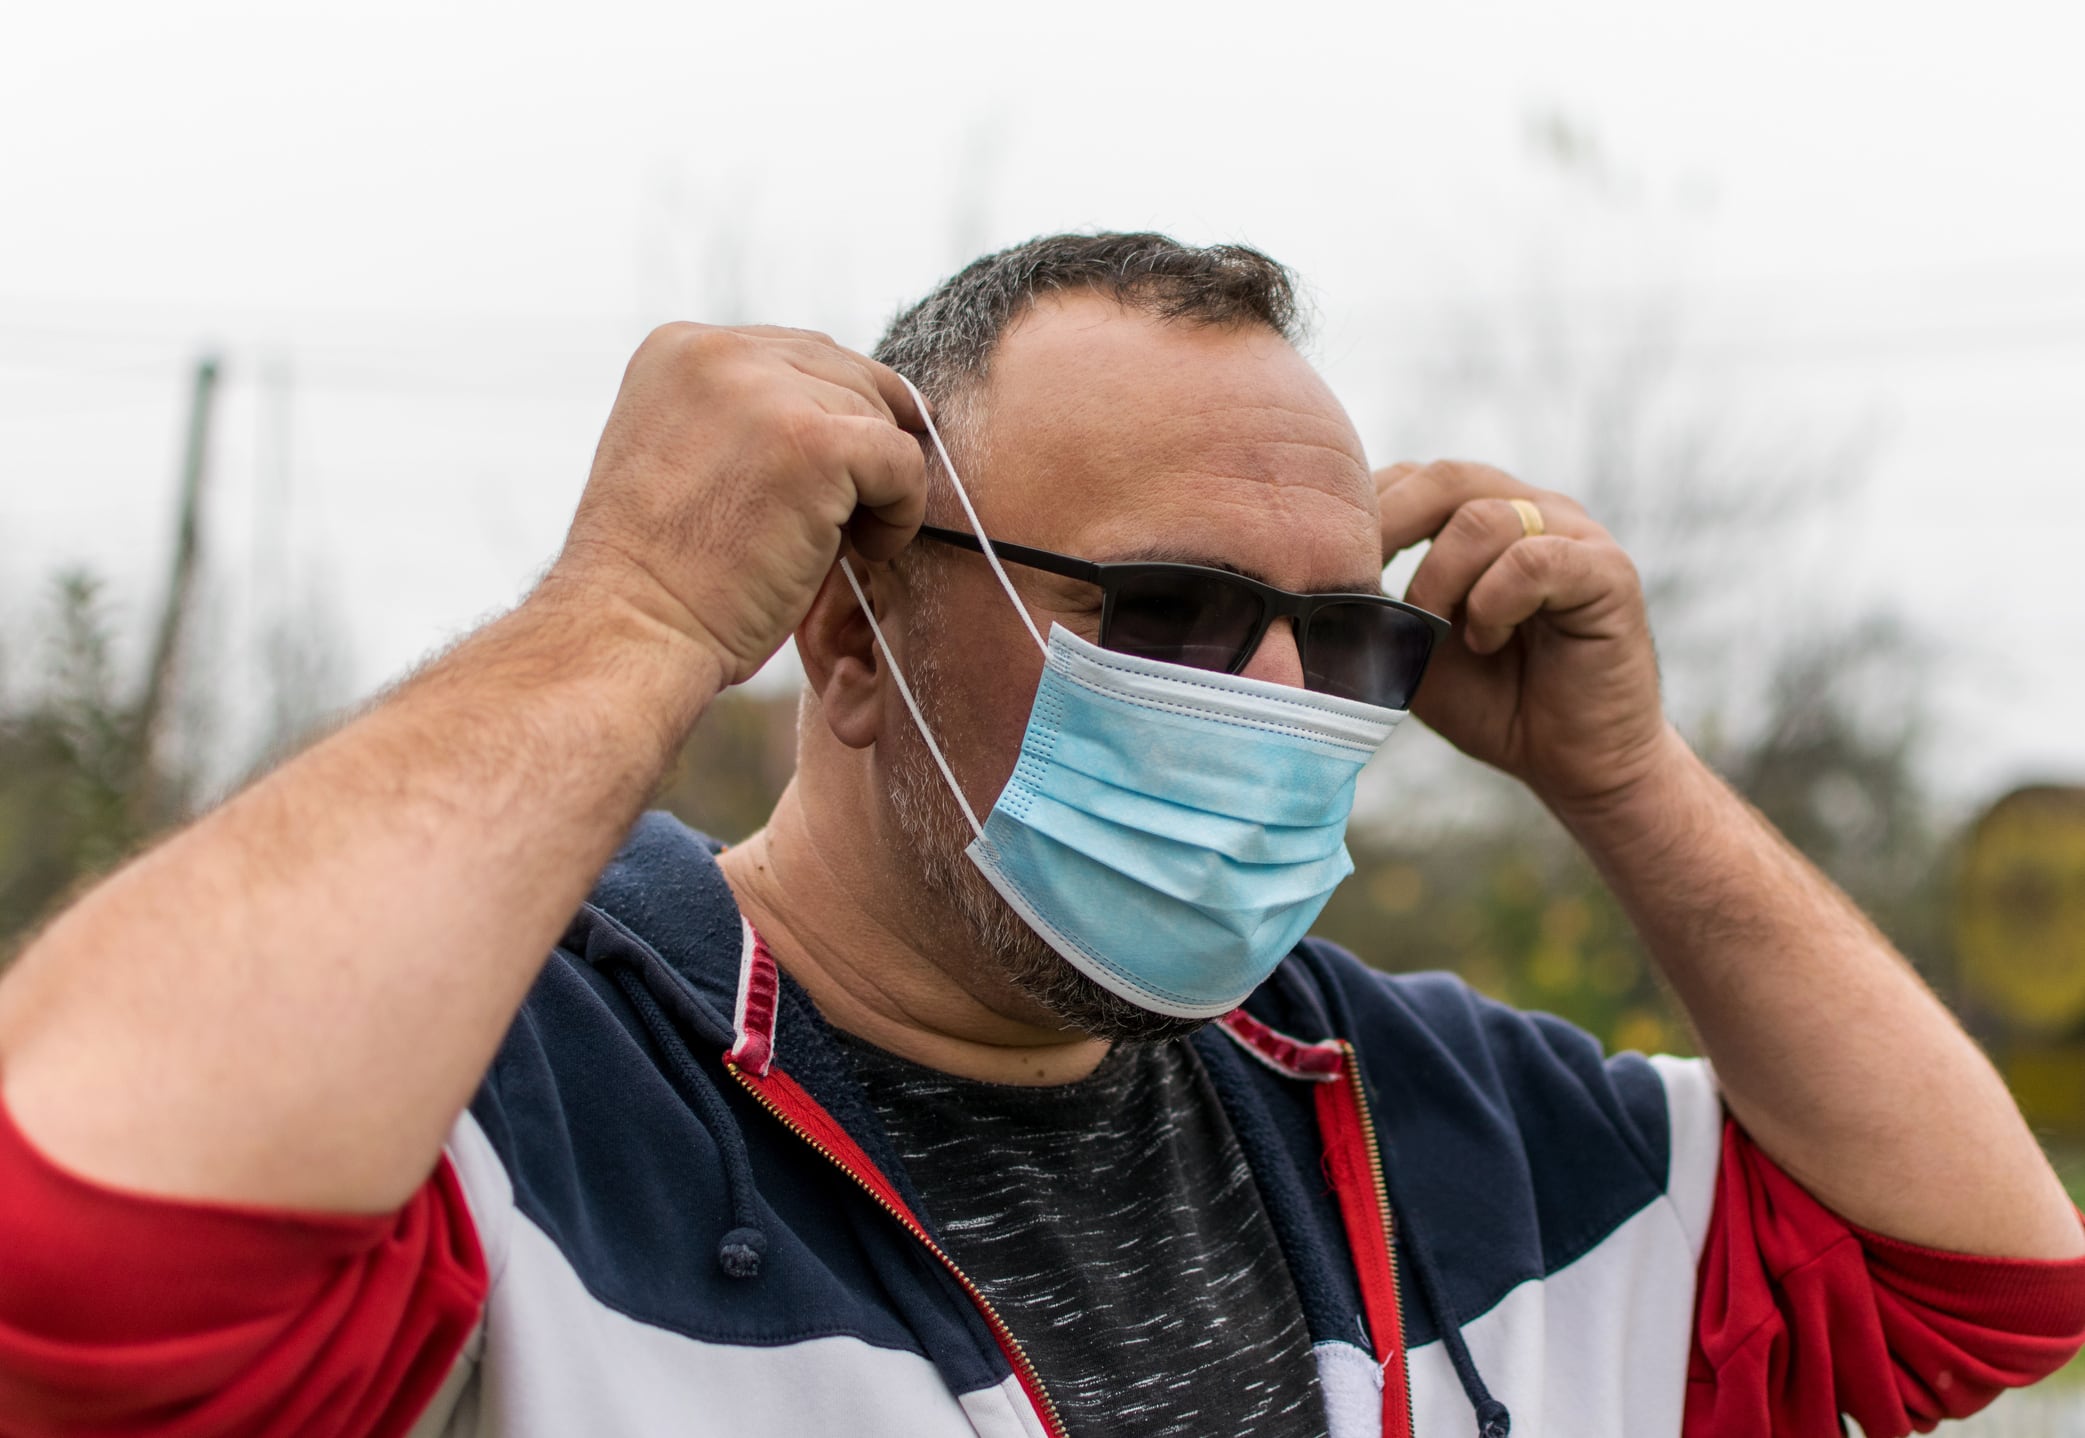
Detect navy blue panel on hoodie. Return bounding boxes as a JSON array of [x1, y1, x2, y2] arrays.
[[1250, 943, 1672, 1347], [469, 818, 1011, 1399]]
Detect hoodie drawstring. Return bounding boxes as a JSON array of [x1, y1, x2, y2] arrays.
[[1400, 1223, 1512, 1437], [1378, 1156, 1512, 1438], [614, 966, 771, 1279]]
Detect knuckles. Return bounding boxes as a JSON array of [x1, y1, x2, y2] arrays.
[[637, 321, 717, 364], [1441, 497, 1522, 547], [1415, 458, 1521, 500], [610, 323, 894, 501], [773, 401, 844, 470], [632, 322, 764, 389], [1499, 534, 1564, 585], [1589, 539, 1646, 600], [677, 324, 756, 374]]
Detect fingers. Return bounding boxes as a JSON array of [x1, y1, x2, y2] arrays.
[[752, 327, 925, 434], [800, 374, 902, 424], [1373, 460, 1425, 494], [862, 355, 925, 433], [1375, 458, 1629, 655], [737, 328, 930, 559], [1376, 458, 1586, 558], [824, 415, 928, 561], [1403, 496, 1549, 621], [1460, 535, 1627, 654], [736, 327, 928, 560]]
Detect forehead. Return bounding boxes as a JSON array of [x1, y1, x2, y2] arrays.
[[960, 293, 1381, 592]]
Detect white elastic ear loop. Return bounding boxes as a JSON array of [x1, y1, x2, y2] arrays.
[[827, 374, 1048, 840], [837, 555, 983, 839], [894, 374, 1046, 656]]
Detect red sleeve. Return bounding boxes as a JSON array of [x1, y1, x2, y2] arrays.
[[1685, 1118, 2085, 1438], [0, 1095, 488, 1438]]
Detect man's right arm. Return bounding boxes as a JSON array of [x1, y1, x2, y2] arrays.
[[0, 322, 927, 1215]]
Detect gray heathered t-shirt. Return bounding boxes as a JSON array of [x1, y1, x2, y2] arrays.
[[842, 1034, 1327, 1438]]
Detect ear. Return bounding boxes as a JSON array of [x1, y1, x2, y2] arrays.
[[797, 557, 889, 751]]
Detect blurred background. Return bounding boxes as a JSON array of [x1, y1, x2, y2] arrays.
[[3, 2, 2083, 1428]]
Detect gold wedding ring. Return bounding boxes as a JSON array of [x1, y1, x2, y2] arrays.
[[1507, 498, 1545, 538]]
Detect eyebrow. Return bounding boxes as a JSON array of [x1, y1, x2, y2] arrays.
[[1103, 543, 1384, 596], [1106, 543, 1263, 578]]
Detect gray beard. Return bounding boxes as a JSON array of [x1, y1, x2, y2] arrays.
[[883, 643, 1210, 1046]]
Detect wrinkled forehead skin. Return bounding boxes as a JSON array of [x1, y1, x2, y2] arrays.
[[952, 292, 1383, 595]]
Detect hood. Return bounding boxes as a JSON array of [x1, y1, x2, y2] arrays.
[[562, 811, 747, 1051]]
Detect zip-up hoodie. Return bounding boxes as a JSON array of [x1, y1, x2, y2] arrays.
[[5, 813, 2084, 1438]]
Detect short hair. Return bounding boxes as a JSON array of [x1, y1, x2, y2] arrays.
[[871, 231, 1306, 454]]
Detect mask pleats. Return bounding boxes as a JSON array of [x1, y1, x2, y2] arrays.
[[970, 830, 1342, 1010], [957, 626, 1395, 1016]]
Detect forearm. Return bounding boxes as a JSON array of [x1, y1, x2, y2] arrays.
[[0, 583, 722, 1212], [1555, 726, 2082, 1259]]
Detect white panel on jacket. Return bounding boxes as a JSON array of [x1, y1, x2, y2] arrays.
[[1652, 1055, 1724, 1261], [1398, 1054, 1722, 1438], [472, 1213, 992, 1436], [421, 1111, 1008, 1438]]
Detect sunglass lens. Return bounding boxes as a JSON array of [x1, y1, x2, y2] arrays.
[[1305, 602, 1436, 708], [1105, 570, 1264, 673]]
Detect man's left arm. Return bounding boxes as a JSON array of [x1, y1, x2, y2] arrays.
[[1560, 720, 2083, 1258], [1377, 458, 2082, 1263]]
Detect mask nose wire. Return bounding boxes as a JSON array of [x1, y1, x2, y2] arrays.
[[835, 373, 1037, 841]]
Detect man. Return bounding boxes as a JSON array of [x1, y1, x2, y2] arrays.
[[1, 233, 2080, 1438]]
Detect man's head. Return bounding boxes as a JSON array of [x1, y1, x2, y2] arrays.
[[795, 233, 1383, 1041]]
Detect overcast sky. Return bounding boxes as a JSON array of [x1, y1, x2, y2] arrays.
[[4, 0, 2082, 806]]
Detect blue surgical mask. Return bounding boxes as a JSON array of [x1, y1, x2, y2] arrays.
[[840, 382, 1406, 1019]]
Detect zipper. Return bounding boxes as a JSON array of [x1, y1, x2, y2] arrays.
[[1339, 1040, 1418, 1438], [726, 1060, 1070, 1438]]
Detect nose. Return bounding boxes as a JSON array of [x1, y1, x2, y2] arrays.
[[1237, 618, 1307, 690]]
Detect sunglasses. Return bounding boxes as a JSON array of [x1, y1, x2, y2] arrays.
[[913, 525, 1449, 710]]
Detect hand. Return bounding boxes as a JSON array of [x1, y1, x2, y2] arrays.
[[545, 323, 929, 686], [1378, 459, 1676, 812]]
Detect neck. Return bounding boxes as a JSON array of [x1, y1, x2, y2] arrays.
[[718, 780, 1110, 1085]]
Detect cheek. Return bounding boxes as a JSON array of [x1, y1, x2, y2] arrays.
[[915, 598, 1051, 815], [963, 643, 1049, 809], [957, 685, 1041, 813]]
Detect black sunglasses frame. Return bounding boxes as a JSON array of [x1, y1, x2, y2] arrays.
[[912, 524, 1452, 706]]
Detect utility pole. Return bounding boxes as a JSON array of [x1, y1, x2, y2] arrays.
[[131, 353, 222, 828]]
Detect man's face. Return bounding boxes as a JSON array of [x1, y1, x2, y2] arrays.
[[883, 292, 1383, 1037]]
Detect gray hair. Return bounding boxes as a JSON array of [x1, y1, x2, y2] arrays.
[[871, 231, 1307, 465]]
